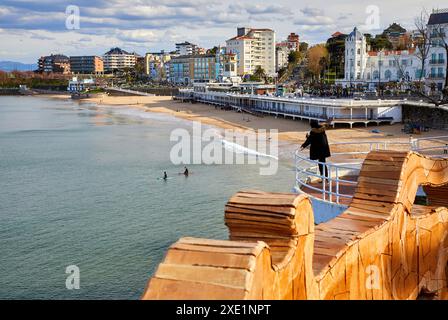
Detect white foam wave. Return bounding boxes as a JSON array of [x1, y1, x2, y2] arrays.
[[221, 139, 278, 160]]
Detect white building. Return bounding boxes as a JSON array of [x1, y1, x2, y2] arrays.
[[226, 27, 276, 77], [103, 47, 136, 72], [426, 9, 448, 92], [175, 42, 202, 55], [338, 27, 420, 89], [276, 43, 290, 71], [339, 10, 447, 93]]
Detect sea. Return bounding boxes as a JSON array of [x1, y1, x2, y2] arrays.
[[0, 95, 302, 299]]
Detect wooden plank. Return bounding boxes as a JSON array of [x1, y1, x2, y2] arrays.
[[143, 278, 246, 300], [171, 243, 261, 255], [225, 203, 295, 216], [164, 250, 256, 270], [357, 176, 402, 186], [225, 213, 293, 226], [228, 196, 296, 207], [155, 263, 250, 288]]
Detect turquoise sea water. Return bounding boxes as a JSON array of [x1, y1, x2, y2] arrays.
[[0, 96, 296, 299]]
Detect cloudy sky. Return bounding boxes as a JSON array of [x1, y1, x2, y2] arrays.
[[0, 0, 445, 63]]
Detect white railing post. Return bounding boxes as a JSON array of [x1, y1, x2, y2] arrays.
[[336, 167, 340, 204], [328, 165, 332, 203], [322, 163, 326, 201]]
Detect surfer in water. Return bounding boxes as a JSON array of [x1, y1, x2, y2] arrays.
[[183, 167, 189, 176], [163, 171, 168, 180]]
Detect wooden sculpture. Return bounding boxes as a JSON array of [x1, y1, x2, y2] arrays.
[[142, 151, 448, 300]]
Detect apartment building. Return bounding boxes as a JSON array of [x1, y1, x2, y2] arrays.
[[225, 27, 276, 77], [215, 50, 239, 82], [169, 53, 229, 85], [425, 9, 448, 92], [38, 54, 71, 74], [69, 56, 104, 74], [275, 43, 290, 71], [103, 47, 136, 72], [169, 55, 192, 85], [145, 51, 172, 80], [175, 42, 204, 55], [191, 54, 216, 82]]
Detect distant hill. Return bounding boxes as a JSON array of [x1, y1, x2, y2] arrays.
[[0, 61, 37, 72]]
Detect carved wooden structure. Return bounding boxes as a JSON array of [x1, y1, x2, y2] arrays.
[[142, 151, 448, 300]]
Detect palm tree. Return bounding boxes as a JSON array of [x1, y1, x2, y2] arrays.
[[253, 66, 267, 83]]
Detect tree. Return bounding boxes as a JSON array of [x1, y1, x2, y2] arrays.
[[288, 51, 301, 64], [431, 23, 448, 95], [414, 9, 431, 83], [299, 42, 309, 53], [252, 66, 267, 83], [307, 44, 329, 81], [399, 9, 448, 106], [207, 46, 219, 55], [326, 33, 347, 79], [368, 35, 393, 51]]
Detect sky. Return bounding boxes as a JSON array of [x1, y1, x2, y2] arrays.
[[0, 0, 446, 63]]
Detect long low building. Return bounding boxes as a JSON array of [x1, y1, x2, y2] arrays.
[[176, 85, 404, 128]]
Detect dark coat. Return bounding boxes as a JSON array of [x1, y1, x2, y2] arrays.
[[301, 126, 331, 160]]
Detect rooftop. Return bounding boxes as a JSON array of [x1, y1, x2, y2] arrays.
[[104, 47, 131, 55], [428, 9, 448, 25]]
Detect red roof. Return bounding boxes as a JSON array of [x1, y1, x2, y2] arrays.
[[332, 31, 343, 37], [367, 48, 416, 56]]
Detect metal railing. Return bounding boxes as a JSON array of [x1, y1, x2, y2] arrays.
[[295, 137, 448, 205]]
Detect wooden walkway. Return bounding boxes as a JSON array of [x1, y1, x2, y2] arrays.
[[142, 151, 448, 300]]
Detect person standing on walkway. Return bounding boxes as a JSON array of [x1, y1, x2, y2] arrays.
[[300, 120, 331, 180]]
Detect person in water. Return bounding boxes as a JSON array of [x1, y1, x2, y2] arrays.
[[300, 120, 331, 180], [163, 171, 168, 180], [183, 167, 189, 176]]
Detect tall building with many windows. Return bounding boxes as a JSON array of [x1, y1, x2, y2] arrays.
[[169, 54, 217, 85], [69, 56, 104, 74], [102, 47, 136, 72], [426, 9, 448, 92], [175, 42, 203, 55], [38, 54, 71, 74], [225, 27, 276, 77]]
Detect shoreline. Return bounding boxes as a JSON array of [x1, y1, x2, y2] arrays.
[[37, 93, 448, 156]]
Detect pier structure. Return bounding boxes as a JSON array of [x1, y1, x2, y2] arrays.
[[174, 88, 403, 128], [142, 151, 448, 300]]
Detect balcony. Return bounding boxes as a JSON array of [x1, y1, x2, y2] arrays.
[[428, 73, 445, 79], [430, 32, 446, 39], [429, 59, 446, 64]]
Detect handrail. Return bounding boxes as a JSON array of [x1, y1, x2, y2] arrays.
[[295, 150, 361, 204], [295, 137, 448, 205]]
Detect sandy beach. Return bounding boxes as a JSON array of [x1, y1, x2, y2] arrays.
[[42, 94, 448, 156]]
